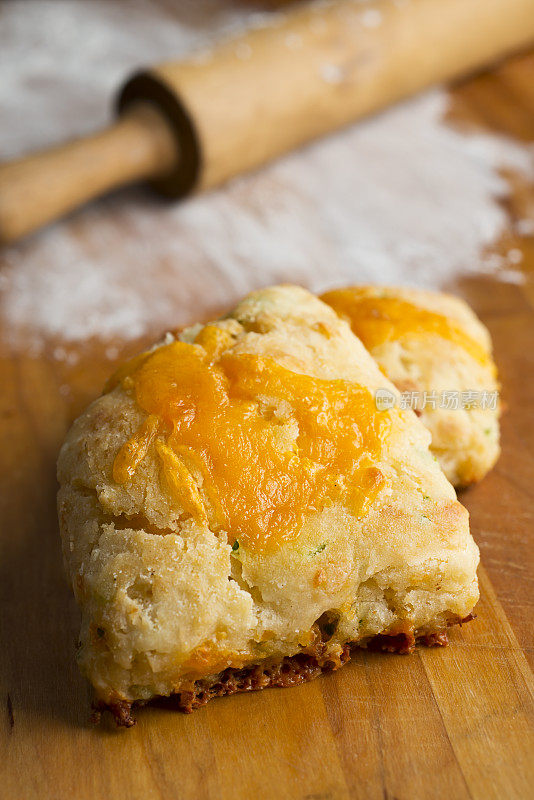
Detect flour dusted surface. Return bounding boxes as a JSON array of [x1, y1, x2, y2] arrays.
[[0, 0, 532, 351]]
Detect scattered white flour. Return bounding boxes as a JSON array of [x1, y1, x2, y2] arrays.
[[0, 0, 533, 351]]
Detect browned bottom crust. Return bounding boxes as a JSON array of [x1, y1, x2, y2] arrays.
[[92, 614, 474, 728]]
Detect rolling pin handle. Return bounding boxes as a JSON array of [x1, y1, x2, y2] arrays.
[[0, 104, 179, 246]]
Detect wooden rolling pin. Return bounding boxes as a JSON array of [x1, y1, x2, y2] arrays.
[[1, 0, 534, 244]]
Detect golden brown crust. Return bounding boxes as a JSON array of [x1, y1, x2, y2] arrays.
[[94, 615, 474, 727]]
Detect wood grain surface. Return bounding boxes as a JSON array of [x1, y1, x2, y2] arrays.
[[1, 26, 534, 800]]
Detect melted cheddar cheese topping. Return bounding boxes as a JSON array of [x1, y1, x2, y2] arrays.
[[321, 289, 491, 368], [109, 325, 390, 551]]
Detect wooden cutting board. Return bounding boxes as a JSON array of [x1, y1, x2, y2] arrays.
[[1, 50, 534, 800]]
